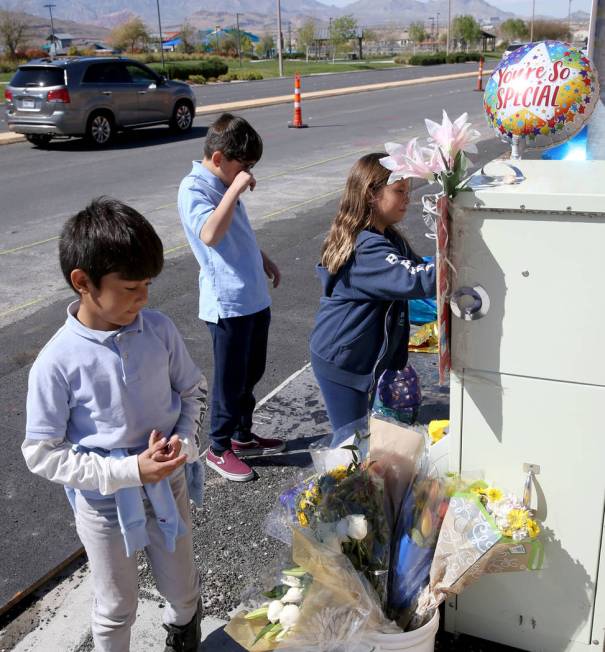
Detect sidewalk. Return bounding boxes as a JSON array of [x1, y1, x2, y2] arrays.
[[1, 355, 448, 652]]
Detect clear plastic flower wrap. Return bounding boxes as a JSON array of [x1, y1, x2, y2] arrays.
[[409, 478, 544, 630], [225, 527, 398, 651], [387, 460, 450, 630]]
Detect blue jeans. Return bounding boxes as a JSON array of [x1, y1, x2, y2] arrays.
[[312, 365, 369, 432], [206, 307, 270, 453]]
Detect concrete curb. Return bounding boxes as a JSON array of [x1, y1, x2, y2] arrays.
[[0, 68, 492, 147]]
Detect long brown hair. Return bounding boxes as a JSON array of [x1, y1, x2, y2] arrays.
[[320, 153, 391, 274]]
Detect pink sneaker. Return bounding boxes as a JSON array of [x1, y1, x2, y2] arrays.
[[206, 449, 255, 482], [231, 434, 286, 458]]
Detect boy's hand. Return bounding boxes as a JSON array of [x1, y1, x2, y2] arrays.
[[231, 170, 256, 195], [150, 433, 183, 462], [138, 429, 186, 484], [261, 251, 281, 288]]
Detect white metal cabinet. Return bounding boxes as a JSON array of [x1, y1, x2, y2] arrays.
[[445, 160, 605, 651]]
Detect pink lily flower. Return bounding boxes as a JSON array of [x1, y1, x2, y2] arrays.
[[424, 111, 480, 163], [380, 138, 446, 184]]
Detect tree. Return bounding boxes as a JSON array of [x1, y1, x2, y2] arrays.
[[451, 15, 481, 49], [296, 18, 316, 53], [255, 32, 274, 58], [0, 8, 28, 59], [110, 17, 150, 54], [532, 19, 569, 40], [177, 21, 197, 54], [408, 22, 427, 45], [330, 14, 358, 55], [499, 18, 528, 42]]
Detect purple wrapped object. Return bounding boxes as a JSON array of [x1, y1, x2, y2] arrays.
[[378, 366, 422, 410], [373, 366, 422, 424]]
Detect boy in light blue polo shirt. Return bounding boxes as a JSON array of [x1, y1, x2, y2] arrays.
[[23, 198, 206, 652], [178, 113, 285, 482]]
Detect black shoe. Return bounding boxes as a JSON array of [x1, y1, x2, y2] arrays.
[[163, 603, 201, 652]]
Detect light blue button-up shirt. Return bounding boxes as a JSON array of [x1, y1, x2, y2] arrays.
[[177, 161, 271, 323], [26, 302, 202, 451]]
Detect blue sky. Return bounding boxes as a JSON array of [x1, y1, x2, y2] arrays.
[[316, 0, 593, 19]]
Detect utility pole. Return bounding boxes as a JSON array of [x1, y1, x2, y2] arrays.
[[288, 21, 292, 54], [530, 0, 536, 41], [155, 0, 165, 72], [429, 16, 435, 50], [329, 16, 333, 62], [236, 13, 242, 67], [436, 12, 440, 47], [446, 0, 451, 54], [215, 24, 220, 53], [276, 0, 284, 76], [568, 0, 573, 40], [43, 3, 56, 56]]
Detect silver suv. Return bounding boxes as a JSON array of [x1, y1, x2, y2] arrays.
[[4, 57, 197, 147]]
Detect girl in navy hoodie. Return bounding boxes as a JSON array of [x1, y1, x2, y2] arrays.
[[310, 153, 437, 431]]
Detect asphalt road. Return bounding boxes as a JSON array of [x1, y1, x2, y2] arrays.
[[0, 74, 510, 638], [0, 62, 484, 133]]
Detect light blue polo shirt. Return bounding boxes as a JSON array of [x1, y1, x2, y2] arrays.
[[177, 161, 271, 323], [26, 302, 202, 451]]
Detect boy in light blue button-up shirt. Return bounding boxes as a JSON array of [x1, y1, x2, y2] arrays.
[[23, 198, 207, 652], [178, 113, 286, 483]]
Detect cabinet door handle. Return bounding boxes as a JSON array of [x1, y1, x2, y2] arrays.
[[450, 284, 490, 321]]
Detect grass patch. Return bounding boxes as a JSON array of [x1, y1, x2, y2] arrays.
[[1, 72, 13, 82], [225, 58, 403, 79]]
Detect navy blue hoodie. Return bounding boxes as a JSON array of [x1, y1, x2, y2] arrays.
[[310, 228, 436, 392]]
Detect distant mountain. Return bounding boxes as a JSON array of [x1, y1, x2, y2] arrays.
[[16, 0, 514, 30], [344, 0, 514, 25], [6, 10, 110, 44]]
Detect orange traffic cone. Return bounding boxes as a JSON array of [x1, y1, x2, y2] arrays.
[[288, 72, 308, 128], [475, 57, 484, 92]]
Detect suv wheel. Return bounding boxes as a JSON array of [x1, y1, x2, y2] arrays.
[[170, 101, 193, 133], [87, 112, 114, 146], [25, 134, 52, 148]]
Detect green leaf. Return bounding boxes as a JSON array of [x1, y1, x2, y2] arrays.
[[252, 621, 280, 646], [281, 566, 306, 577], [245, 606, 269, 620], [262, 585, 288, 599]]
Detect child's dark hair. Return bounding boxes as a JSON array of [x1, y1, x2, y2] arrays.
[[203, 112, 263, 162], [59, 197, 164, 290]]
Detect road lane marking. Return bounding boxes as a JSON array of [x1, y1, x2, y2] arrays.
[[1, 188, 343, 318], [0, 235, 59, 256], [1, 149, 363, 254]]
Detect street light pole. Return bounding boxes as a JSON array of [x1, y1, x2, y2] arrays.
[[155, 0, 165, 72], [446, 0, 451, 54], [276, 0, 284, 76], [236, 12, 242, 67], [530, 0, 536, 41], [43, 4, 56, 56]]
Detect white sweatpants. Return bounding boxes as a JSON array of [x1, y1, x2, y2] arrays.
[[74, 469, 201, 652]]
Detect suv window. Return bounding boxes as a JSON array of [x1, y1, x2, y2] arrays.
[[125, 64, 157, 84], [11, 66, 65, 87], [82, 62, 131, 84]]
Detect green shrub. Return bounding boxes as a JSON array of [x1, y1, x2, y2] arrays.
[[149, 58, 228, 80], [218, 72, 239, 82], [242, 71, 263, 80], [188, 74, 207, 84], [445, 51, 482, 63], [408, 52, 447, 65]]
